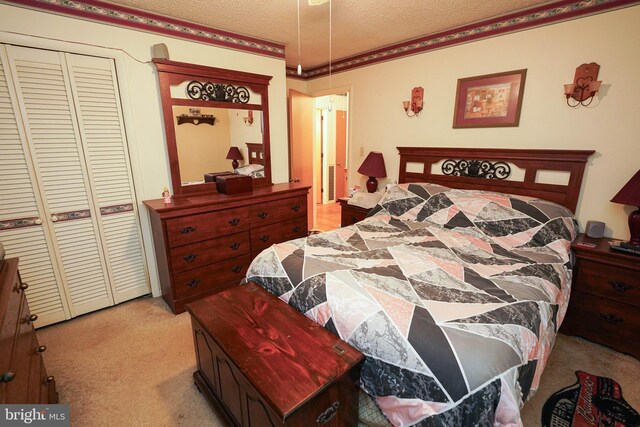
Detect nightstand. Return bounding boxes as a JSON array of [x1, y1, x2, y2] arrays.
[[561, 234, 640, 358], [338, 197, 370, 226]]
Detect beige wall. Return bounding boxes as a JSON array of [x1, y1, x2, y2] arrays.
[[0, 3, 288, 297], [302, 6, 640, 240]]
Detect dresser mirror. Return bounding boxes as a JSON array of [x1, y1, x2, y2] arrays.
[[153, 59, 272, 196]]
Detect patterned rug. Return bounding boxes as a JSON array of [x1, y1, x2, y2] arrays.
[[542, 371, 640, 427]]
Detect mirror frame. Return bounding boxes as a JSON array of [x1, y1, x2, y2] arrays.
[[153, 59, 273, 196]]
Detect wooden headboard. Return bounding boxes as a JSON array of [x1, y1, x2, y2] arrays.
[[397, 147, 595, 212], [246, 143, 264, 165]]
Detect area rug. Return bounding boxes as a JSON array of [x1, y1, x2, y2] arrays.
[[542, 371, 640, 427]]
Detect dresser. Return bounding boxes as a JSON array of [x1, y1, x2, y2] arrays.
[[144, 183, 309, 314], [561, 234, 640, 358], [1, 257, 58, 404], [338, 197, 370, 226], [186, 282, 363, 426]]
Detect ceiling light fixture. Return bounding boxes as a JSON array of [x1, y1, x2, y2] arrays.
[[296, 0, 302, 75]]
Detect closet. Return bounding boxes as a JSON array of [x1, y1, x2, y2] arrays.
[[0, 44, 149, 327]]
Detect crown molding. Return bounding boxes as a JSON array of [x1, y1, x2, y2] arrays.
[[287, 0, 640, 80], [1, 0, 286, 60]]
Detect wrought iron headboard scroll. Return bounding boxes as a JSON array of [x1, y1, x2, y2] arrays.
[[441, 159, 511, 180], [186, 81, 250, 103]]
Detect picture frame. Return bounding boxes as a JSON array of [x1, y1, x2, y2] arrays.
[[453, 69, 527, 128]]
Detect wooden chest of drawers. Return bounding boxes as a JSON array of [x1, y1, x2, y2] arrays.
[[144, 183, 309, 314], [1, 258, 58, 404], [338, 197, 370, 226], [561, 234, 640, 358], [186, 282, 364, 427]]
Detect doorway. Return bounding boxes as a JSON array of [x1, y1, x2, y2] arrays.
[[288, 90, 349, 232]]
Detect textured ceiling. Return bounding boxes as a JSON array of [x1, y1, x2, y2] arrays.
[[105, 0, 557, 68]]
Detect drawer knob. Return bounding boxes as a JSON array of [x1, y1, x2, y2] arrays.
[[608, 281, 632, 292], [291, 204, 301, 212], [37, 345, 47, 353], [1, 371, 16, 383], [228, 218, 240, 226], [231, 266, 242, 273], [292, 226, 301, 233], [258, 211, 268, 219], [230, 242, 241, 250], [183, 253, 198, 262], [19, 282, 29, 291], [316, 401, 340, 424], [45, 376, 55, 384], [351, 216, 357, 223], [26, 314, 38, 323], [600, 313, 623, 324], [187, 279, 200, 288], [259, 235, 269, 242], [180, 226, 196, 234]]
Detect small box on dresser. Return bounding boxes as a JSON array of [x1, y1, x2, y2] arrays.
[[561, 234, 640, 358]]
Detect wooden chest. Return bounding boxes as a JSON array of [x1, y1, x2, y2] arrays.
[[144, 183, 309, 314], [186, 282, 364, 427], [562, 234, 640, 358], [0, 258, 58, 404]]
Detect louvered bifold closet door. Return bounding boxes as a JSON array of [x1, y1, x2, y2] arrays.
[[6, 45, 115, 318], [65, 54, 148, 303], [0, 47, 71, 326]]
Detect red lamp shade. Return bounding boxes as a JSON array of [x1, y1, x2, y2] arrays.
[[611, 169, 640, 246], [357, 151, 386, 193], [226, 146, 243, 169]]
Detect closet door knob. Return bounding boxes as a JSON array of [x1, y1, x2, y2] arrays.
[[51, 215, 59, 222], [37, 345, 47, 353], [34, 218, 42, 225]]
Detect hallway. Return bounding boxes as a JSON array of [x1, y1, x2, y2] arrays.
[[314, 201, 341, 232]]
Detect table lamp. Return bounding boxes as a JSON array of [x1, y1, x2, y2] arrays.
[[610, 169, 640, 248], [226, 146, 243, 170], [357, 151, 386, 193]]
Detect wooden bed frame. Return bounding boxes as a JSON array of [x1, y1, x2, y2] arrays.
[[246, 142, 264, 165], [397, 147, 595, 213]]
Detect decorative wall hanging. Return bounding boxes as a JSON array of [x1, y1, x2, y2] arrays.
[[453, 69, 527, 128], [176, 114, 216, 126], [186, 81, 250, 103], [564, 63, 602, 107]]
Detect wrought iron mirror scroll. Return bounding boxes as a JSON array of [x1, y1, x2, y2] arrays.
[[153, 59, 273, 197]]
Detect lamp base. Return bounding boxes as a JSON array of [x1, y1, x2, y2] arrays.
[[628, 207, 640, 247], [366, 177, 378, 193], [231, 160, 239, 169]]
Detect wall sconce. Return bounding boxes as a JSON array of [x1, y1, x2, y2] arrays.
[[403, 87, 424, 117], [564, 63, 602, 107], [243, 110, 254, 126]]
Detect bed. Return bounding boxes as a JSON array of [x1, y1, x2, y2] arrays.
[[234, 142, 266, 178], [245, 147, 594, 426]]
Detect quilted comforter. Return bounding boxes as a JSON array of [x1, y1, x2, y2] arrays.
[[245, 183, 578, 426]]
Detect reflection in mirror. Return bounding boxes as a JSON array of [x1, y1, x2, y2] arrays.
[[173, 106, 263, 185]]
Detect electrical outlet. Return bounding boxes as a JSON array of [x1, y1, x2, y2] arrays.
[[359, 147, 364, 156]]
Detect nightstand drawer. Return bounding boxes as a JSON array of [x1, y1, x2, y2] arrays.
[[566, 292, 639, 340], [574, 259, 640, 307]]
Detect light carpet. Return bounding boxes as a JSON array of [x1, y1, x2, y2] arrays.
[[37, 296, 640, 426]]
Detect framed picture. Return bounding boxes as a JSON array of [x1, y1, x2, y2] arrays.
[[453, 69, 527, 128]]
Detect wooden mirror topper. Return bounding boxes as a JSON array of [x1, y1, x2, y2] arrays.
[[153, 59, 273, 197]]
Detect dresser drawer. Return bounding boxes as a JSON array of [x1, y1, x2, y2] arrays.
[[249, 196, 306, 228], [173, 255, 250, 300], [574, 259, 640, 307], [5, 297, 35, 403], [0, 283, 24, 378], [166, 207, 249, 248], [170, 232, 251, 273], [565, 291, 639, 341], [251, 217, 308, 253]]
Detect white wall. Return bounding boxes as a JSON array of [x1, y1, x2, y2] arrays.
[[0, 3, 289, 297], [302, 6, 640, 240]]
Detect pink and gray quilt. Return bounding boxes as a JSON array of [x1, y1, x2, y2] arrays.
[[245, 183, 578, 426]]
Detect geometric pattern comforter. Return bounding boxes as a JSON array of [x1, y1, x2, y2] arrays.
[[246, 183, 578, 426]]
